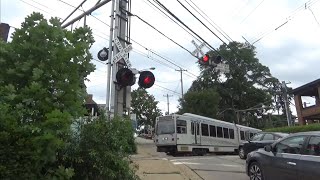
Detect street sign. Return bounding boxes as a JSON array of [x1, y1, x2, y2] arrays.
[[191, 40, 206, 57], [215, 63, 230, 73], [112, 37, 132, 67]]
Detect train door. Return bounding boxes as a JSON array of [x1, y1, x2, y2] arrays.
[[191, 121, 201, 145]]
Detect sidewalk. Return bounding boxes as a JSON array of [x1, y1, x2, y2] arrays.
[[131, 137, 202, 180]]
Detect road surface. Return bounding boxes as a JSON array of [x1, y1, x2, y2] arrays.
[[135, 137, 248, 180]]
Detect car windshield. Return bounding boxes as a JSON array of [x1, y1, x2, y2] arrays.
[[250, 133, 264, 141], [156, 120, 175, 135]]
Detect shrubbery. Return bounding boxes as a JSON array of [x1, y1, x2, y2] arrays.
[[64, 115, 138, 180], [264, 123, 320, 133], [0, 13, 138, 180]]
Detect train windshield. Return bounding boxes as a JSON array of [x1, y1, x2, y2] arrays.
[[156, 116, 175, 135]]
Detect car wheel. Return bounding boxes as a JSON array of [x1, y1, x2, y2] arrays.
[[239, 147, 246, 159], [249, 162, 264, 180]]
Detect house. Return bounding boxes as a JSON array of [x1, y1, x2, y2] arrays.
[[291, 79, 320, 125]]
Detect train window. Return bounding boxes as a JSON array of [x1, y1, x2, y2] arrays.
[[197, 123, 200, 135], [229, 129, 235, 139], [209, 125, 216, 137], [217, 126, 223, 138], [201, 123, 209, 136], [177, 120, 187, 134], [191, 122, 194, 135], [240, 131, 245, 140], [223, 128, 229, 139]]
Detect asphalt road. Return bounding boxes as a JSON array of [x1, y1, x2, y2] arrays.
[[135, 137, 249, 180], [169, 155, 248, 180]]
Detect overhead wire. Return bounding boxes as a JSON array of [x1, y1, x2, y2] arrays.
[[152, 0, 221, 55], [128, 12, 196, 57], [251, 0, 319, 44], [239, 0, 265, 24], [186, 0, 234, 42], [17, 0, 186, 99], [54, 0, 198, 79], [143, 0, 202, 43], [154, 84, 181, 95]]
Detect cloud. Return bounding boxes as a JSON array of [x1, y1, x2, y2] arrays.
[[3, 0, 320, 115]]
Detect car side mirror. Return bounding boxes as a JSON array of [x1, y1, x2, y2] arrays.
[[264, 145, 273, 152]]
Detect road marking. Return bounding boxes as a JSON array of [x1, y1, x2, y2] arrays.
[[173, 162, 202, 165], [172, 161, 242, 167]]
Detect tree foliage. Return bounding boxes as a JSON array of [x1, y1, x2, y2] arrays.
[[184, 42, 280, 127], [131, 88, 162, 128], [178, 88, 220, 118], [0, 12, 139, 179]]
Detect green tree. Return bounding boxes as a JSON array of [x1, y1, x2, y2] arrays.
[[178, 88, 220, 119], [65, 115, 138, 180], [0, 13, 94, 179], [187, 42, 279, 126], [131, 88, 162, 128]]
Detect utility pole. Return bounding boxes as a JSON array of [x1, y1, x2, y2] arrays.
[[110, 0, 132, 117], [164, 94, 173, 115], [175, 68, 187, 99], [282, 81, 292, 126]]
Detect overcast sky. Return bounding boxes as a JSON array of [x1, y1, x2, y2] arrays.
[[1, 0, 320, 114]]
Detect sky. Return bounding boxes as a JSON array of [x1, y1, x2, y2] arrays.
[[1, 0, 320, 115]]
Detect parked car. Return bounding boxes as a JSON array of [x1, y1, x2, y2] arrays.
[[246, 131, 320, 180], [238, 132, 289, 159]]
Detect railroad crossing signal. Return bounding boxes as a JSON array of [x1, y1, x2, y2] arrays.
[[138, 71, 155, 89], [112, 37, 132, 67], [191, 40, 206, 57], [116, 68, 136, 87]]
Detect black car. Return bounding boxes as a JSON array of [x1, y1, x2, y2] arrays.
[[246, 131, 320, 180], [239, 132, 289, 159]]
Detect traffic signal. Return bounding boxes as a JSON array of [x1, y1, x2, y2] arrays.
[[198, 54, 222, 66], [211, 55, 222, 64], [138, 71, 155, 89], [198, 54, 210, 65], [116, 68, 136, 86]]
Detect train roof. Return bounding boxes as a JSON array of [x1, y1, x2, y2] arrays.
[[181, 113, 261, 131]]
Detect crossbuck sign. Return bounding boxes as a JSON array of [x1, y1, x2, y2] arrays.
[[112, 37, 132, 67], [191, 40, 206, 57]]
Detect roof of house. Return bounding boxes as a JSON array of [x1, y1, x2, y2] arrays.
[[291, 78, 320, 96]]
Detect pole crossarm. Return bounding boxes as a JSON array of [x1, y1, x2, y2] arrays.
[[61, 0, 111, 28]]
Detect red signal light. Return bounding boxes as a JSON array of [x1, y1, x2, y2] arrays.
[[139, 71, 155, 89], [203, 55, 209, 62]]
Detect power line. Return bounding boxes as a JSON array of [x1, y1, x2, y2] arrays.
[[143, 0, 202, 43], [19, 0, 53, 15], [185, 0, 234, 42], [130, 38, 198, 78], [55, 0, 198, 78], [176, 0, 228, 47], [251, 0, 319, 44], [154, 84, 181, 95], [308, 7, 320, 27], [128, 12, 196, 57], [153, 0, 220, 55], [239, 0, 265, 24], [132, 48, 197, 79]]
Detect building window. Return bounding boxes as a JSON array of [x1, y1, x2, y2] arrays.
[[217, 126, 223, 138], [201, 123, 209, 136], [209, 125, 216, 137]]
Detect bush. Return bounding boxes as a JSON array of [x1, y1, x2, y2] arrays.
[[62, 115, 138, 180], [264, 123, 320, 133]]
